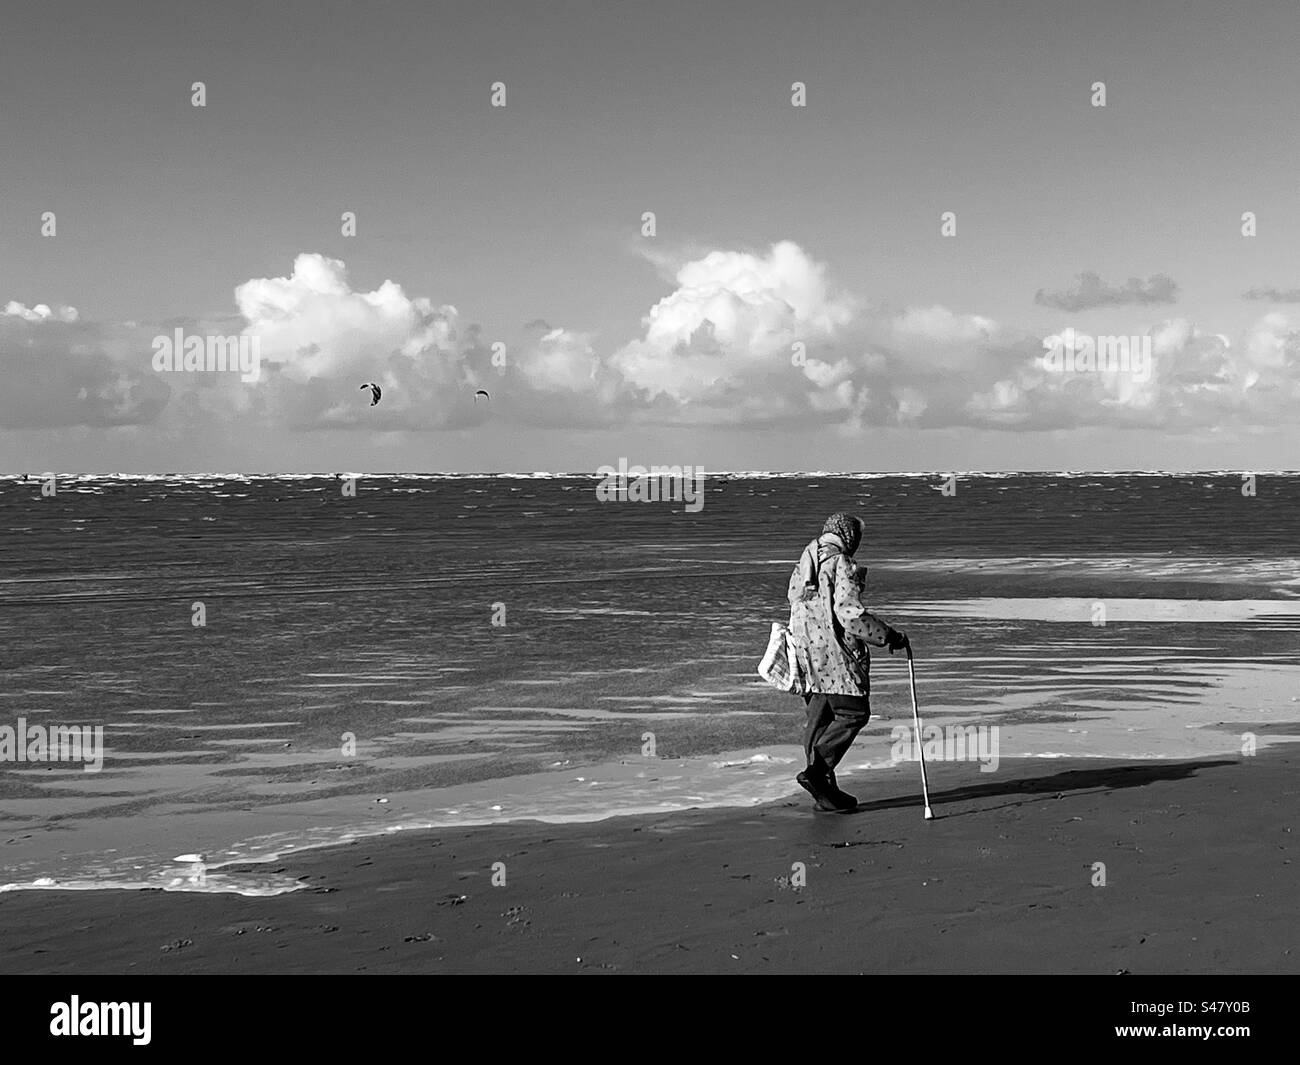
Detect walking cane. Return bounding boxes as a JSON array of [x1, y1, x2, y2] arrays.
[[904, 637, 935, 821]]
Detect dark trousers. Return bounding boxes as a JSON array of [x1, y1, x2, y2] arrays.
[[803, 693, 871, 773]]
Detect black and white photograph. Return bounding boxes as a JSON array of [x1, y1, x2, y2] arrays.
[[0, 0, 1295, 1041]]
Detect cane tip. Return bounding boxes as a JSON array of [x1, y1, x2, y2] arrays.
[[923, 807, 934, 820]]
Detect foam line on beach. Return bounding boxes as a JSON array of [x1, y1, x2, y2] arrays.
[[878, 554, 1300, 590], [5, 663, 1298, 900], [895, 597, 1300, 622]]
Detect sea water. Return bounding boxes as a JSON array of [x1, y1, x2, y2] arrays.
[[2, 472, 1297, 893]]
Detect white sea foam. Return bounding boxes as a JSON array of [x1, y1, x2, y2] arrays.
[[895, 597, 1300, 623], [5, 654, 1297, 898]]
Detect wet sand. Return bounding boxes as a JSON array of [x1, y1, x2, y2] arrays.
[[2, 748, 1296, 974]]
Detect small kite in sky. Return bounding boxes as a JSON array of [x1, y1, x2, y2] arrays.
[[360, 382, 382, 406], [474, 389, 490, 402]]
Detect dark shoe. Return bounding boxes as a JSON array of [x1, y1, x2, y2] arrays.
[[828, 785, 858, 810], [808, 761, 858, 811], [796, 769, 840, 812]]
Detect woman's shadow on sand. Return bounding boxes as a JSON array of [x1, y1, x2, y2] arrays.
[[845, 758, 1238, 819]]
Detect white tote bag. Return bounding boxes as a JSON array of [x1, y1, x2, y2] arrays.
[[756, 621, 807, 695]]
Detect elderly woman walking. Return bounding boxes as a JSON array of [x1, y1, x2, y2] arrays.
[[787, 513, 907, 811]]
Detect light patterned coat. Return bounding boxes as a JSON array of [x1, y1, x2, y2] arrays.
[[786, 534, 892, 696]]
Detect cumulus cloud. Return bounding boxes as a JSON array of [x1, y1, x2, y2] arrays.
[[4, 301, 79, 323], [514, 326, 599, 393], [7, 246, 1298, 440], [1034, 271, 1179, 312], [892, 305, 996, 345], [0, 302, 168, 429], [232, 254, 487, 430], [607, 241, 861, 423], [966, 316, 1299, 430], [1243, 285, 1300, 303]]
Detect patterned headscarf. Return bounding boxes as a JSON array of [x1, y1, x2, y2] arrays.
[[822, 512, 863, 556]]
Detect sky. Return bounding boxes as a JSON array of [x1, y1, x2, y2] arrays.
[[2, 0, 1298, 472]]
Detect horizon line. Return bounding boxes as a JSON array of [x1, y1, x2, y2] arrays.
[[4, 469, 1295, 478]]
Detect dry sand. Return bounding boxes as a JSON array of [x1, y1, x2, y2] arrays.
[[2, 749, 1296, 974]]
